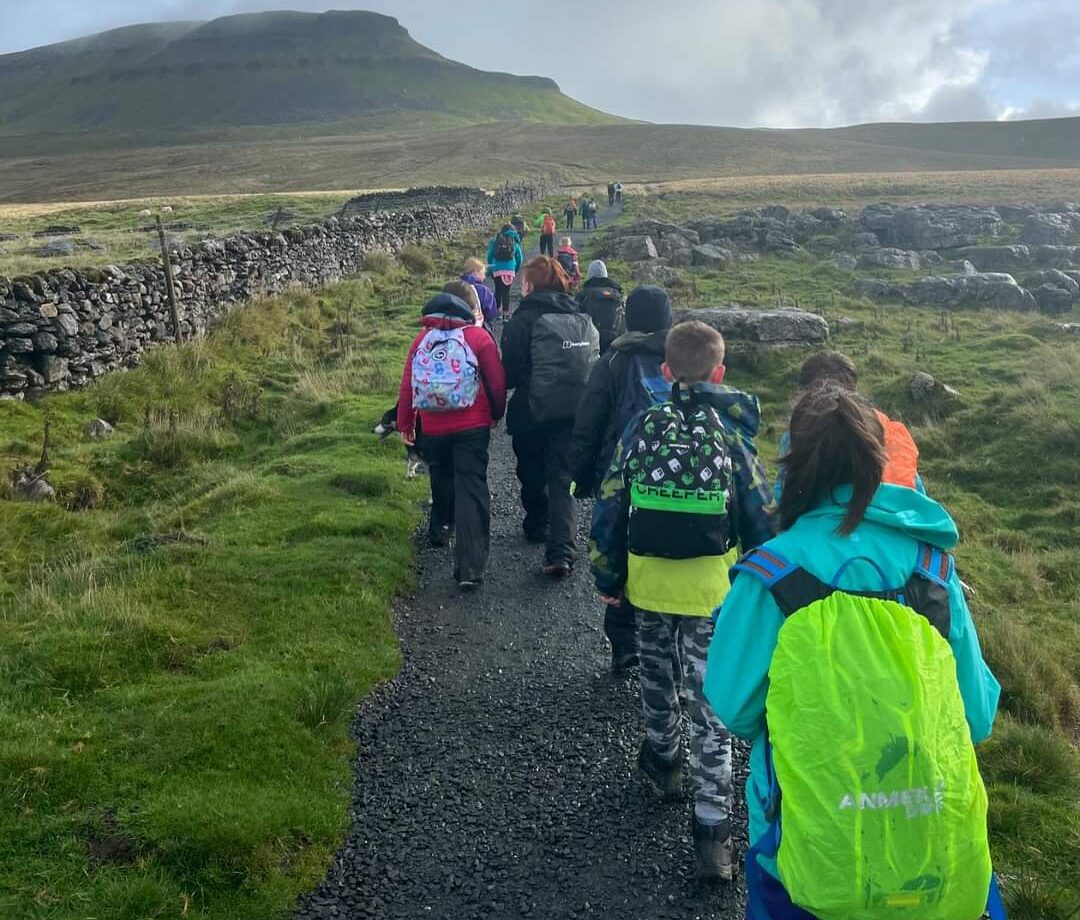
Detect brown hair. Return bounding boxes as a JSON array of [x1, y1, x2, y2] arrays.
[[778, 382, 887, 535], [665, 320, 726, 384], [443, 280, 481, 318], [463, 257, 486, 276], [799, 350, 858, 391], [522, 255, 571, 294]]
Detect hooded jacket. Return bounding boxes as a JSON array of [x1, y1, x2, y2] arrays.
[[500, 289, 585, 435], [589, 383, 776, 616], [703, 484, 1001, 881], [397, 293, 507, 439], [486, 229, 524, 276], [571, 329, 668, 497], [461, 272, 498, 325], [576, 276, 625, 353]]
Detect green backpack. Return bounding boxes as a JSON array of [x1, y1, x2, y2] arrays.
[[623, 392, 735, 560], [733, 545, 992, 920]]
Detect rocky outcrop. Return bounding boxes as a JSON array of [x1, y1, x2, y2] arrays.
[[675, 307, 829, 349], [854, 272, 1041, 311], [0, 187, 533, 398], [859, 204, 1001, 250], [857, 248, 921, 271]]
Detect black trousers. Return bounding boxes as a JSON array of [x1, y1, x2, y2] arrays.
[[493, 275, 513, 313], [604, 600, 638, 659], [566, 214, 575, 231], [421, 427, 492, 582], [511, 422, 576, 566], [539, 233, 555, 256]]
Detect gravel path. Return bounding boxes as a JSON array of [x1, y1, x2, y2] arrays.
[[295, 200, 750, 920]]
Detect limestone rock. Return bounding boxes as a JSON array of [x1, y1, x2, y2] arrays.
[[1022, 213, 1074, 245], [88, 418, 115, 439], [691, 244, 734, 268], [959, 245, 1032, 273], [675, 307, 829, 347], [1032, 284, 1074, 314], [857, 248, 921, 271]]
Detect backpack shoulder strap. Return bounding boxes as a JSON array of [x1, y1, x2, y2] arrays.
[[731, 548, 834, 618], [899, 543, 954, 640]]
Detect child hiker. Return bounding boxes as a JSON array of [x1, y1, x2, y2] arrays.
[[590, 319, 775, 881]]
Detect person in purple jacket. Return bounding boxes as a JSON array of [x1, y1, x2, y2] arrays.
[[462, 258, 498, 327]]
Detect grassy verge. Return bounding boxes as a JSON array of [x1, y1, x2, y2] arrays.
[[0, 229, 495, 918], [598, 194, 1080, 915]]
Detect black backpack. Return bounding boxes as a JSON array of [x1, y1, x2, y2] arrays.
[[623, 393, 735, 560], [528, 312, 600, 423], [556, 250, 577, 278], [494, 233, 515, 262], [578, 286, 624, 351]]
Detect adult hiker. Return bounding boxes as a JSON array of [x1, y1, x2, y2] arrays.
[[564, 201, 577, 232], [580, 197, 590, 231], [556, 236, 581, 287], [539, 211, 557, 257], [590, 320, 775, 882], [614, 182, 624, 203], [775, 350, 925, 498], [502, 256, 599, 577], [397, 291, 507, 590], [461, 258, 498, 328], [486, 224, 524, 320], [571, 284, 673, 672], [576, 260, 625, 354], [510, 214, 528, 243], [587, 198, 599, 230], [607, 182, 616, 207], [706, 382, 1002, 918]]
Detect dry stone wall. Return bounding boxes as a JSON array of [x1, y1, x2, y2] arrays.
[[0, 188, 533, 398]]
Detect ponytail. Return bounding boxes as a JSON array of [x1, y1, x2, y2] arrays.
[[778, 382, 887, 535]]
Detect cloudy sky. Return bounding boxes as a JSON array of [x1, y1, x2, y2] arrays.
[[1, 0, 1077, 127]]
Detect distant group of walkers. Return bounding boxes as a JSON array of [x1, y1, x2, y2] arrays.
[[564, 196, 599, 231], [389, 217, 1005, 919]]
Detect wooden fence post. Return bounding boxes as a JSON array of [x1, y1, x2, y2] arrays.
[[155, 215, 183, 344]]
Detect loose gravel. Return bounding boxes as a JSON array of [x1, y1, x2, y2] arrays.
[[294, 431, 750, 920]]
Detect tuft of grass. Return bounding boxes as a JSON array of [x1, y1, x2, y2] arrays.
[[398, 244, 435, 276], [363, 249, 395, 275], [297, 675, 357, 730]]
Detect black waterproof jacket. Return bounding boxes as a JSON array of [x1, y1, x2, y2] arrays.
[[576, 277, 624, 354], [501, 289, 584, 435], [570, 328, 669, 496]]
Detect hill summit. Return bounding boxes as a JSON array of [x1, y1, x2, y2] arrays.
[[0, 9, 613, 134]]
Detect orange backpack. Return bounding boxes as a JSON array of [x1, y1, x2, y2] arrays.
[[877, 411, 920, 490], [542, 215, 556, 235]]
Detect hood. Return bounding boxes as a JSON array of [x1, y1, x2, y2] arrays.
[[517, 290, 580, 316], [682, 383, 762, 439], [611, 329, 667, 356], [461, 272, 484, 285], [583, 276, 622, 292], [801, 484, 959, 550], [499, 229, 521, 244], [420, 292, 474, 328]]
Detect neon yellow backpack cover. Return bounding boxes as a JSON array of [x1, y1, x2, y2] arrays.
[[767, 592, 991, 919]]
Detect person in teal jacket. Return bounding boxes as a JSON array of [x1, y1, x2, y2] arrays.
[[486, 226, 524, 318], [704, 382, 1000, 918]]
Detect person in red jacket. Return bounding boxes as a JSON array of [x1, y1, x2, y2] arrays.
[[398, 291, 507, 589]]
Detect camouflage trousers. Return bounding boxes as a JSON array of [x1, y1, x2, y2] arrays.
[[636, 607, 733, 825]]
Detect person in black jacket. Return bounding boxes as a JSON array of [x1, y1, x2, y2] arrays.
[[502, 256, 598, 578], [576, 260, 624, 354], [571, 285, 673, 671]]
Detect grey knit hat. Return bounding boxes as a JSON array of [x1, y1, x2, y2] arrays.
[[585, 259, 608, 280]]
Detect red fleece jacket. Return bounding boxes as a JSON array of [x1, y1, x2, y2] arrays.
[[397, 316, 507, 439]]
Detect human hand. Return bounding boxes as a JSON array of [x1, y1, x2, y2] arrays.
[[599, 594, 622, 607], [400, 431, 415, 447]]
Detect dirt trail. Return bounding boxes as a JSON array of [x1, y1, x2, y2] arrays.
[[295, 198, 750, 920]]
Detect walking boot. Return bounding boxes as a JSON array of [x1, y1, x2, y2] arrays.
[[637, 739, 683, 801], [692, 815, 734, 883]]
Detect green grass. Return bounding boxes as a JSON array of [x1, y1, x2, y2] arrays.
[[594, 194, 1080, 914], [0, 224, 499, 918]]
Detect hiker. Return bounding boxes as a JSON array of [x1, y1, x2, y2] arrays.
[[608, 183, 616, 207], [587, 198, 599, 230], [397, 290, 507, 591], [461, 258, 498, 328], [705, 382, 1002, 919], [556, 236, 581, 286], [502, 256, 599, 577], [510, 214, 528, 242], [571, 285, 673, 671], [775, 350, 925, 498], [564, 201, 577, 232], [539, 211, 557, 257], [590, 320, 775, 882], [614, 183, 624, 203], [579, 198, 590, 230], [576, 260, 625, 353], [486, 224, 524, 320]]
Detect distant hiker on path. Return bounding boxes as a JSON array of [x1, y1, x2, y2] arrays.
[[510, 214, 528, 242], [614, 182, 624, 203], [575, 260, 625, 354], [461, 258, 498, 328], [397, 292, 507, 590], [486, 224, 524, 320], [590, 320, 775, 883], [571, 284, 673, 671], [556, 236, 581, 286], [587, 198, 599, 229], [707, 382, 1001, 918], [502, 256, 599, 577], [564, 202, 577, 232], [608, 183, 616, 207], [580, 198, 590, 230], [539, 212, 557, 257]]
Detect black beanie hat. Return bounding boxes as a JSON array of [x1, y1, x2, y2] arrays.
[[625, 285, 673, 333]]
